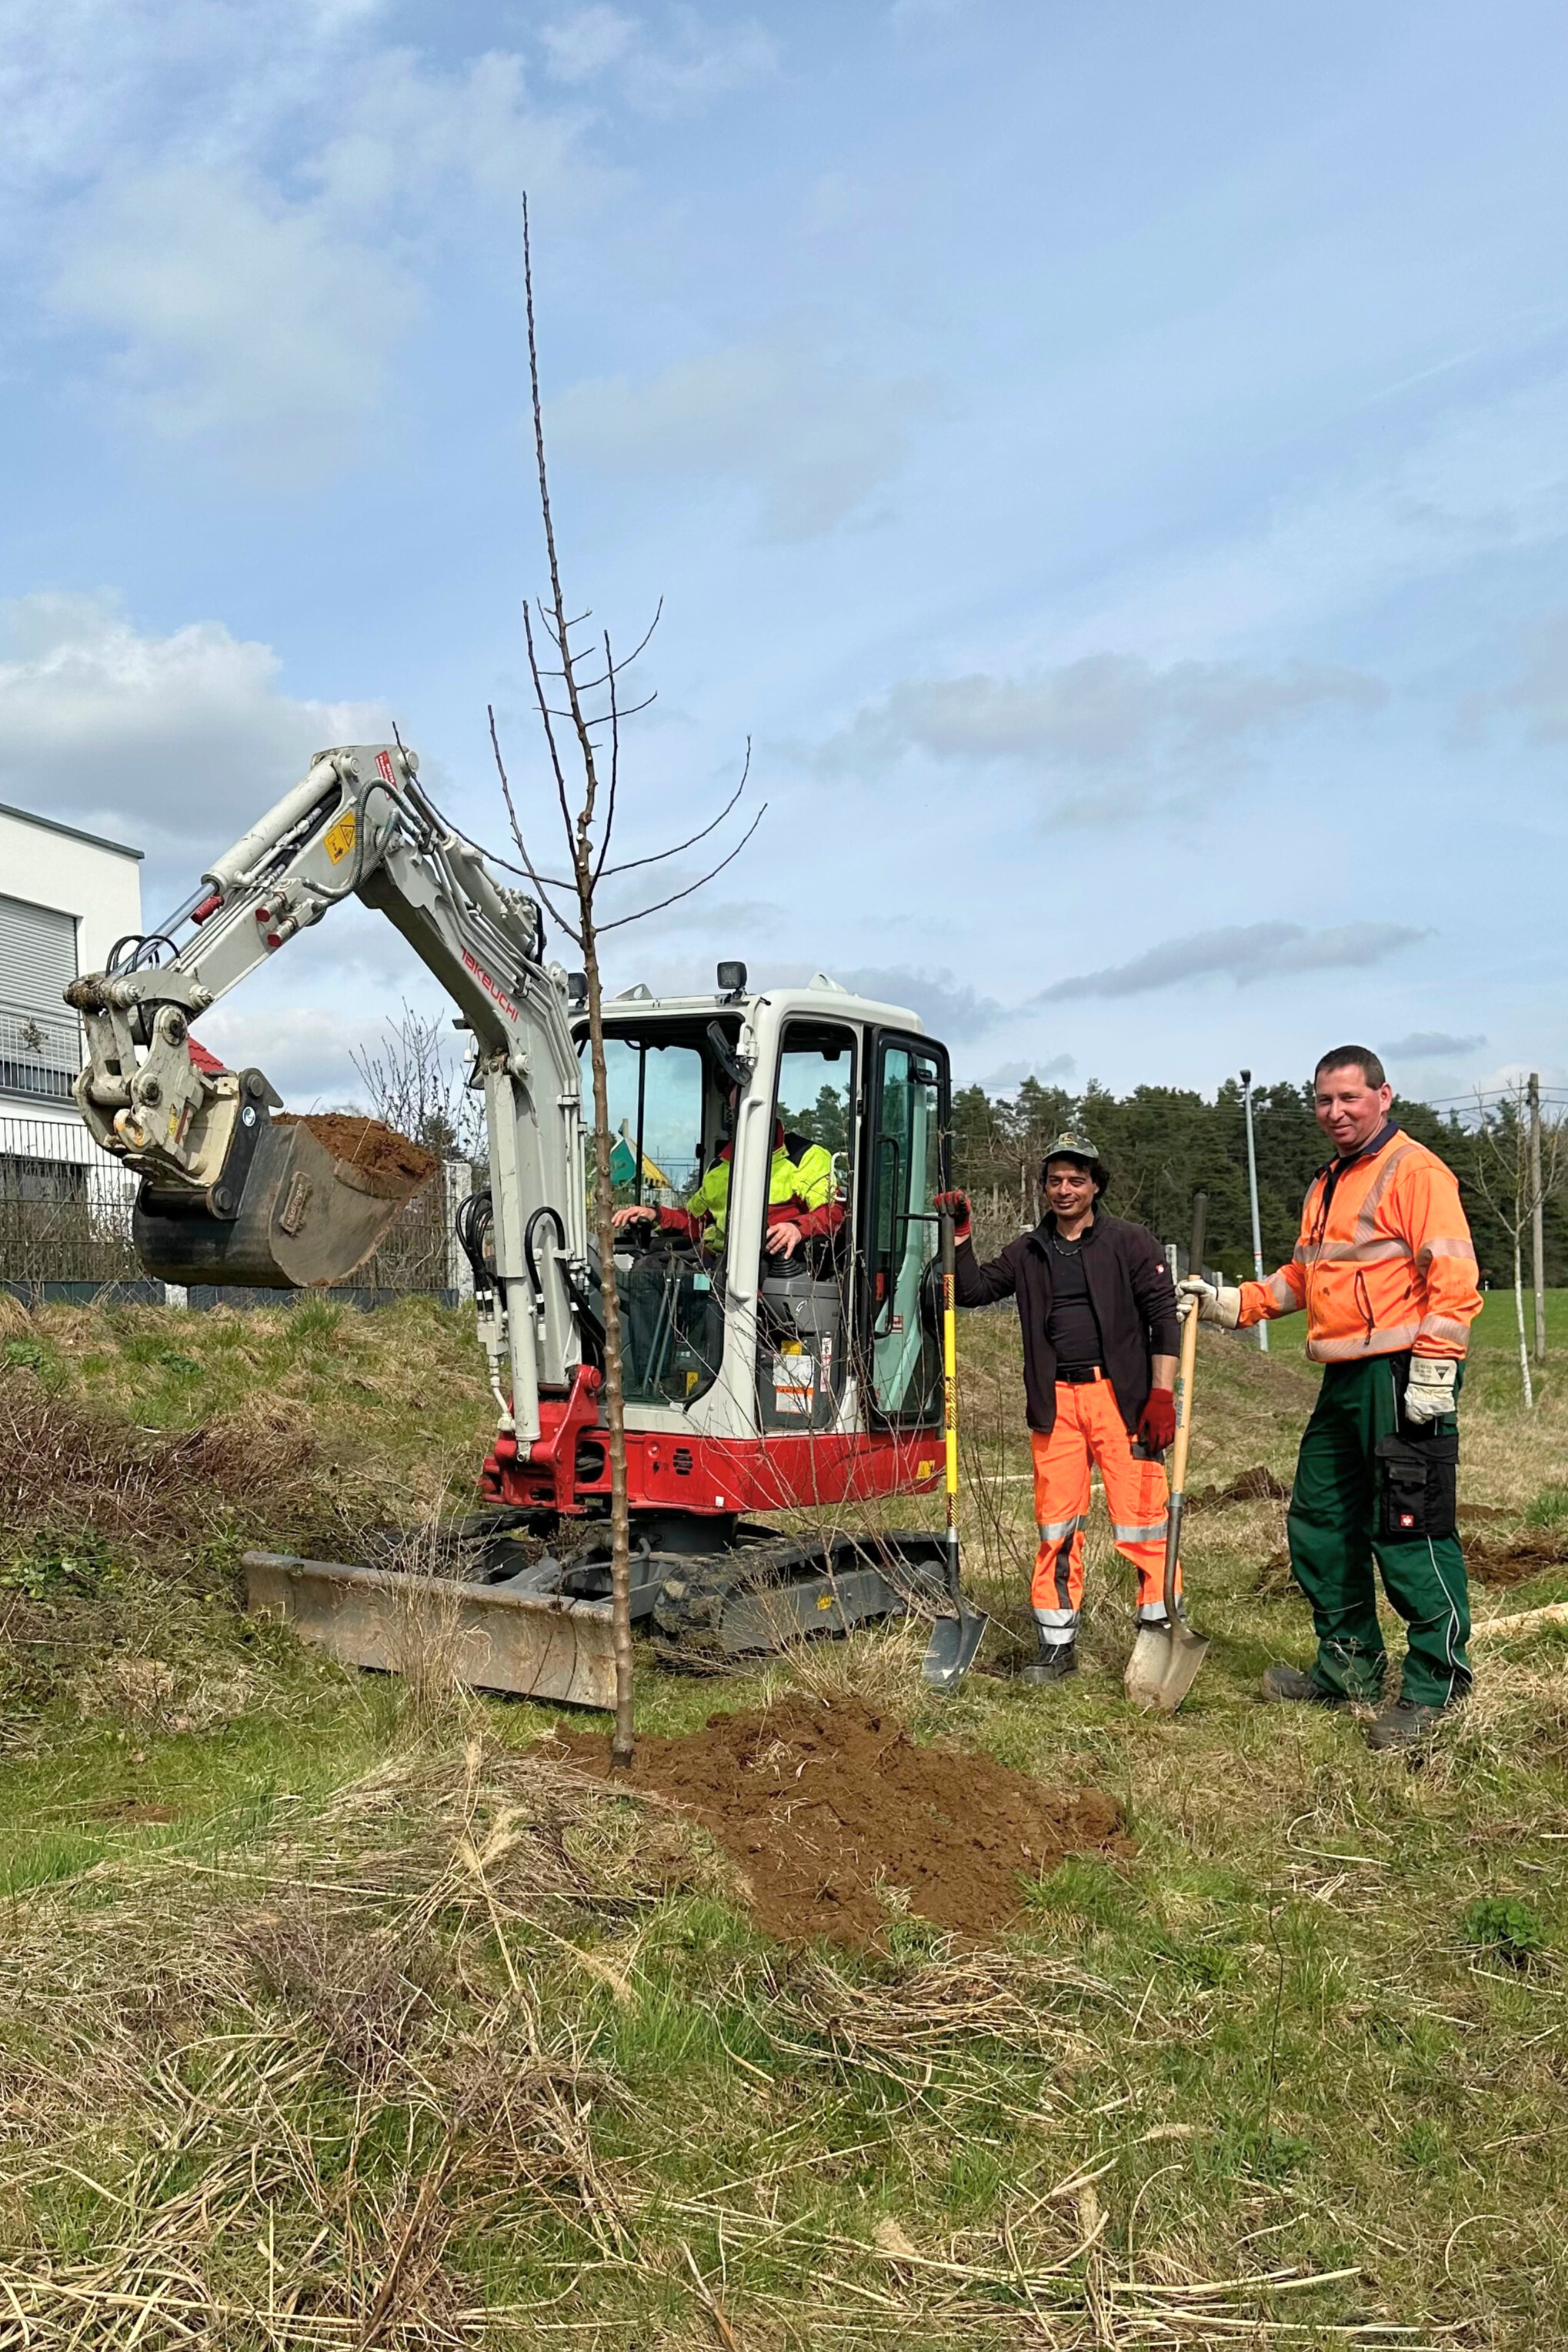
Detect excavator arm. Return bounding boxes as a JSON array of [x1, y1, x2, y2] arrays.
[[66, 742, 586, 1446]]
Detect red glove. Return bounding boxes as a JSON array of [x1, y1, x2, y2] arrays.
[[933, 1189, 972, 1240], [1138, 1386, 1176, 1451]]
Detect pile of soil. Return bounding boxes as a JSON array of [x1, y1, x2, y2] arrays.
[[554, 1696, 1130, 1949], [275, 1114, 437, 1195]]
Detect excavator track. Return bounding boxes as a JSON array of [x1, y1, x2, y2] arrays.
[[649, 1530, 950, 1668]]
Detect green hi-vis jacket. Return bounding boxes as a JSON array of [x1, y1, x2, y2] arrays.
[[660, 1132, 839, 1246]]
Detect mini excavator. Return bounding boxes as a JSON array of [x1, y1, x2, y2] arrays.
[[69, 744, 959, 1706]]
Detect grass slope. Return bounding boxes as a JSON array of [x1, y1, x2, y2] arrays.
[[0, 1292, 1566, 2347]]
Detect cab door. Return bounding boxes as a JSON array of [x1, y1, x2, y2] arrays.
[[857, 1032, 949, 1425]]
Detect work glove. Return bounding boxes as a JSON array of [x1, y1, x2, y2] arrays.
[[1404, 1357, 1457, 1424], [1137, 1386, 1176, 1452], [1177, 1275, 1242, 1329], [933, 1189, 972, 1241]]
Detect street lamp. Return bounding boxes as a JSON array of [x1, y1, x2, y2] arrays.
[[1241, 1069, 1268, 1355]]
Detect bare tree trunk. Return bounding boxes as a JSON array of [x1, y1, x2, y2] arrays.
[[579, 945, 636, 1766], [1514, 1233, 1535, 1411]]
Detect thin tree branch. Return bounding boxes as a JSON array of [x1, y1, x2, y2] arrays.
[[522, 599, 579, 856], [594, 628, 620, 888], [599, 803, 768, 929], [597, 742, 753, 882], [486, 703, 583, 945]]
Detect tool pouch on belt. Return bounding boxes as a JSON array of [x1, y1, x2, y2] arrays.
[[1375, 1432, 1459, 1541]]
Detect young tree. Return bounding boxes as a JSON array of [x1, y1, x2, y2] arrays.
[[1471, 1083, 1563, 1410], [489, 202, 762, 1767], [352, 999, 485, 1163]]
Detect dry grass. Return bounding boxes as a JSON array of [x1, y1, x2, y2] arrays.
[[2, 1299, 1568, 2344]]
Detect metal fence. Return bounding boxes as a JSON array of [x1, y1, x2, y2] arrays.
[[0, 1112, 472, 1308]]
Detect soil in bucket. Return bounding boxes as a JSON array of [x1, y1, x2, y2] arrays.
[[552, 1695, 1132, 1950], [274, 1114, 438, 1194]]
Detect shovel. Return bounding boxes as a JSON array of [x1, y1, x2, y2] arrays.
[[1125, 1193, 1212, 1714], [921, 1209, 989, 1692]]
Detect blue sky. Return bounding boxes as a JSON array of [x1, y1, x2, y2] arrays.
[[2, 0, 1565, 1115]]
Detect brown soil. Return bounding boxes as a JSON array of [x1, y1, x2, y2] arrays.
[[554, 1695, 1130, 1950], [1470, 1533, 1568, 1588], [1190, 1465, 1292, 1507], [275, 1114, 437, 1191]]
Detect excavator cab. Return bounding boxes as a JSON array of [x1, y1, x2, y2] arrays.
[[580, 979, 949, 1468]]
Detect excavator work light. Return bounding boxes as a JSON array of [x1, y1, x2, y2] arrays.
[[716, 960, 746, 997]]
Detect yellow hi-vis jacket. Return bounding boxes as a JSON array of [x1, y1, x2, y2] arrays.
[[1238, 1123, 1481, 1363], [661, 1134, 837, 1246]]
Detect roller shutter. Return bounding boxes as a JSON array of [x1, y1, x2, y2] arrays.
[[0, 893, 78, 1013]]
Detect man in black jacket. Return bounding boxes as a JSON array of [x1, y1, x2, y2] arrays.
[[936, 1132, 1181, 1686]]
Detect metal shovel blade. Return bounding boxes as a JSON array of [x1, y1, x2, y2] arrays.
[[921, 1600, 989, 1693], [1124, 1615, 1210, 1714]]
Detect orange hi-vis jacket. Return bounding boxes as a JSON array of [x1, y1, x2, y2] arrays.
[[1238, 1123, 1481, 1364]]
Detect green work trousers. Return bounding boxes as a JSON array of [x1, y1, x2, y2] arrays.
[[1286, 1353, 1470, 1710]]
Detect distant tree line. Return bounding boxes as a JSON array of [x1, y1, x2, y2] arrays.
[[949, 1074, 1568, 1289]]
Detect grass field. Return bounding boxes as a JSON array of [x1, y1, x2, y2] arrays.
[[2, 1289, 1566, 2347]]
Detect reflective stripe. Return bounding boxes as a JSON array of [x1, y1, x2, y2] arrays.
[[1417, 1235, 1478, 1265], [1416, 1313, 1473, 1348], [1032, 1606, 1079, 1641], [1136, 1601, 1173, 1624], [1266, 1270, 1299, 1309], [1353, 1140, 1416, 1244], [1308, 1321, 1420, 1362], [1036, 1516, 1086, 1543], [1113, 1520, 1166, 1545], [1303, 1236, 1411, 1266]]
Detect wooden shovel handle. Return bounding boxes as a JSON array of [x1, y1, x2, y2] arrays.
[[1169, 1192, 1206, 1500]]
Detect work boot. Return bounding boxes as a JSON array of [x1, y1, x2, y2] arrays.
[[1365, 1696, 1463, 1752], [1259, 1663, 1349, 1711], [1023, 1638, 1077, 1687]]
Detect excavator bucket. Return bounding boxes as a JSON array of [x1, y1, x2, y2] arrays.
[[244, 1552, 619, 1710], [134, 1114, 437, 1290]]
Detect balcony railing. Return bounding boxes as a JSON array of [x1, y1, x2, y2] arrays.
[[0, 998, 82, 1105]]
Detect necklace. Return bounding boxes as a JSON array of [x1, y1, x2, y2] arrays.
[[1049, 1228, 1086, 1257]]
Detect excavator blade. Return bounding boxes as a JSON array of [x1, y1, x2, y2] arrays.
[[244, 1551, 619, 1711], [134, 1115, 435, 1290]]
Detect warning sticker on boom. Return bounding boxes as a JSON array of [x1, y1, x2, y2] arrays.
[[324, 811, 357, 864]]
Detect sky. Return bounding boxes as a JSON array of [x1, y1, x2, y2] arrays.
[[2, 0, 1566, 1117]]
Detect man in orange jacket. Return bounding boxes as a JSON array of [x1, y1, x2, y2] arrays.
[[1183, 1046, 1482, 1749]]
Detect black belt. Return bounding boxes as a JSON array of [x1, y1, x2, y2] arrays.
[[1056, 1365, 1105, 1385]]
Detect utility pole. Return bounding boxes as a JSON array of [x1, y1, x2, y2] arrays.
[[1241, 1069, 1268, 1354], [1529, 1071, 1546, 1363]]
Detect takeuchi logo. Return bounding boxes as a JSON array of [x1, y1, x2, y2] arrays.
[[461, 946, 519, 1024]]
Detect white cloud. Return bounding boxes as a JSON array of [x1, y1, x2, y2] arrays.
[[818, 655, 1386, 804], [195, 1004, 374, 1106], [50, 165, 413, 480], [1463, 610, 1568, 746], [1038, 921, 1428, 1002], [1381, 1030, 1486, 1060], [540, 6, 777, 113], [38, 45, 593, 481], [0, 591, 387, 861], [555, 329, 936, 537]]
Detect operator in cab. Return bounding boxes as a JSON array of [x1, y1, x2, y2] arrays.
[[613, 1090, 843, 1261]]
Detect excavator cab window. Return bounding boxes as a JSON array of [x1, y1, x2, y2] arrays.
[[756, 1022, 856, 1431], [581, 1030, 723, 1405], [860, 1035, 946, 1425]]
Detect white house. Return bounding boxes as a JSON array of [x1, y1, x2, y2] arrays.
[[1, 802, 143, 1174]]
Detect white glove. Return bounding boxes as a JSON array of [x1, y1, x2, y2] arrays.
[[1177, 1275, 1241, 1329], [1404, 1358, 1457, 1423]]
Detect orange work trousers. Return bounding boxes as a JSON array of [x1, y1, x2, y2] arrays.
[[1030, 1373, 1181, 1646]]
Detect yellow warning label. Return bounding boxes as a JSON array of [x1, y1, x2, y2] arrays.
[[324, 809, 357, 864], [816, 1593, 834, 1610], [916, 1459, 935, 1480]]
